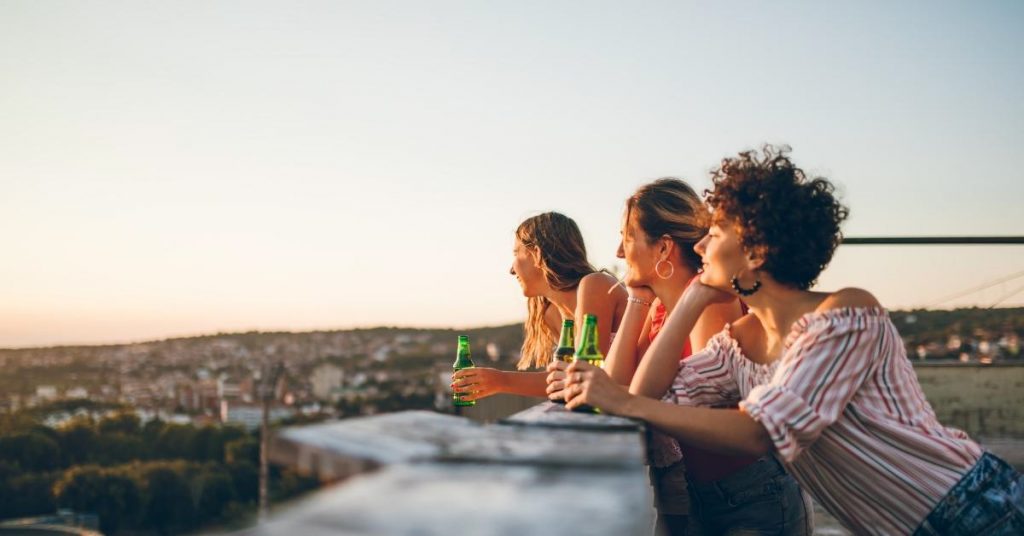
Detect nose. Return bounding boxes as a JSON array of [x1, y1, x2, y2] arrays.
[[694, 234, 709, 256], [509, 265, 516, 276], [616, 241, 625, 259]]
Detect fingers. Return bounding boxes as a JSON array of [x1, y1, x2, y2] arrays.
[[547, 360, 568, 372], [452, 369, 476, 380], [545, 380, 564, 395], [461, 390, 485, 402], [563, 383, 584, 410], [451, 379, 478, 394]]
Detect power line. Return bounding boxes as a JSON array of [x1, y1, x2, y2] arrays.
[[926, 269, 1024, 308], [989, 283, 1024, 309]]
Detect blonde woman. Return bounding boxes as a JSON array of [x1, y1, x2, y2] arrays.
[[452, 212, 627, 401]]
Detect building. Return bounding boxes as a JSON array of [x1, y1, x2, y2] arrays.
[[311, 364, 344, 401]]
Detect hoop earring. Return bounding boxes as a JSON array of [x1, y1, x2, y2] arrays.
[[731, 274, 762, 296], [655, 260, 674, 280]]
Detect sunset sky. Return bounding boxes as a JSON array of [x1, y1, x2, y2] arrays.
[[2, 1, 1023, 347]]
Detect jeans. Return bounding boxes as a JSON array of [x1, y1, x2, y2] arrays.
[[914, 452, 1024, 535], [687, 456, 810, 536]]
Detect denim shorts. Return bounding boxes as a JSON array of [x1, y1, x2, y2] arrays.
[[687, 455, 810, 536], [913, 452, 1024, 535]]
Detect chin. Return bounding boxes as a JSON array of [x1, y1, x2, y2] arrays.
[[700, 275, 733, 294]]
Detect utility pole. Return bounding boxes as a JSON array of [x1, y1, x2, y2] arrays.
[[258, 361, 285, 523]]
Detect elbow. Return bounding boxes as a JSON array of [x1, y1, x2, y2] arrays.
[[745, 424, 774, 458]]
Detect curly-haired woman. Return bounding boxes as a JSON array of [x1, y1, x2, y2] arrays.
[[560, 146, 1023, 535], [453, 212, 627, 402]]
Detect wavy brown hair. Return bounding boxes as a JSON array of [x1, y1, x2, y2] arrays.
[[705, 145, 849, 290], [515, 212, 595, 370], [626, 178, 707, 272]]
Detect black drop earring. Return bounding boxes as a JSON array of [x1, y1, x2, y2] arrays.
[[731, 274, 762, 296]]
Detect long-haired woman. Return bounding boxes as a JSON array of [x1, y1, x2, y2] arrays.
[[452, 212, 627, 402], [562, 146, 1023, 535]]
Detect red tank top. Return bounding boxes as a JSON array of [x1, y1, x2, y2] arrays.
[[648, 300, 758, 483]]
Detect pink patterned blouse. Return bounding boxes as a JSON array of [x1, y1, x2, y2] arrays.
[[659, 307, 982, 535]]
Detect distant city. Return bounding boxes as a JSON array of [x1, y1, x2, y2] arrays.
[[1, 308, 1020, 430], [0, 324, 524, 429]]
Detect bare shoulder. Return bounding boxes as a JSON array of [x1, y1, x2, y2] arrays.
[[728, 311, 761, 347], [578, 272, 624, 299], [817, 287, 882, 311]]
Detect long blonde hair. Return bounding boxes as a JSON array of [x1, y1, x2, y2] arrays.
[[515, 212, 594, 370]]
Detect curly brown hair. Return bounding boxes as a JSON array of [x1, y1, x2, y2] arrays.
[[705, 145, 849, 290]]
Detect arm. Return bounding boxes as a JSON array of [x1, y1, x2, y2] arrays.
[[630, 284, 726, 398], [690, 299, 742, 353], [621, 397, 772, 457], [564, 360, 771, 457], [602, 298, 653, 386], [739, 299, 883, 461], [453, 369, 549, 400], [575, 273, 621, 356]]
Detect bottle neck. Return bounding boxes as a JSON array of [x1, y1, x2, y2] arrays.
[[557, 324, 574, 348], [576, 322, 601, 357]]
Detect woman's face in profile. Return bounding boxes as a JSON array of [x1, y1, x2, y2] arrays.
[[510, 238, 545, 297], [616, 210, 657, 287], [695, 221, 745, 291]]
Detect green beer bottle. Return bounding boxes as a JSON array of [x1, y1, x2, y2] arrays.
[[452, 335, 476, 407], [572, 314, 603, 413], [574, 314, 604, 368], [553, 319, 576, 364], [552, 319, 575, 404]]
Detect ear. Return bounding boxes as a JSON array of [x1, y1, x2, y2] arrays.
[[744, 244, 767, 272], [658, 235, 674, 259]]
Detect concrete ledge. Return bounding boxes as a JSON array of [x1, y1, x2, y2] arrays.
[[260, 403, 654, 535]]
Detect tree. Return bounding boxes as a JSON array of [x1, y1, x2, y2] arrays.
[[58, 418, 98, 466], [93, 433, 146, 466], [0, 472, 57, 519], [154, 423, 196, 460], [0, 432, 60, 472], [196, 471, 236, 522], [98, 412, 141, 436], [225, 437, 260, 466], [54, 466, 141, 534], [141, 465, 195, 535], [227, 461, 259, 504]]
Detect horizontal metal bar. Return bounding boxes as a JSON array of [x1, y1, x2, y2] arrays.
[[842, 236, 1024, 245]]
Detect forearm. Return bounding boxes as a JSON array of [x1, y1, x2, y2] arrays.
[[630, 293, 706, 397], [603, 302, 649, 385], [619, 395, 772, 457], [497, 371, 550, 397]]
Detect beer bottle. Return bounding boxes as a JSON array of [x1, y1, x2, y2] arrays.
[[574, 314, 604, 368], [551, 319, 575, 404], [572, 314, 603, 413], [452, 335, 476, 407], [552, 319, 575, 364]]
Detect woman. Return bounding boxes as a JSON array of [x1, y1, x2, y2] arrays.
[[550, 178, 808, 535], [452, 212, 627, 402], [561, 146, 1023, 535]]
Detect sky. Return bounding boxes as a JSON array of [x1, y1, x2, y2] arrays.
[[2, 1, 1023, 348]]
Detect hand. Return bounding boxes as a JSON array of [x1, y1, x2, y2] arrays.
[[563, 361, 632, 414], [683, 280, 735, 308], [451, 367, 506, 402], [545, 360, 568, 401]]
